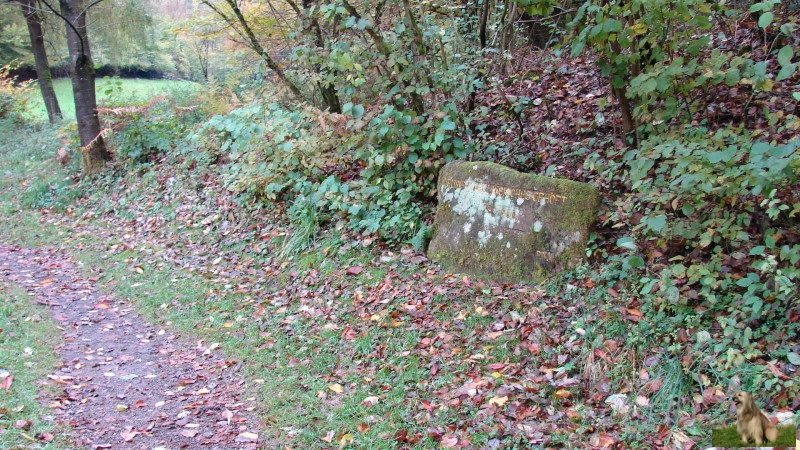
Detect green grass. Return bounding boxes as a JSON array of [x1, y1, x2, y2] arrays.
[[0, 283, 71, 449], [712, 424, 797, 447], [26, 78, 200, 120]]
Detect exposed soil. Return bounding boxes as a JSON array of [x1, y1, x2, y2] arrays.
[[0, 244, 264, 450]]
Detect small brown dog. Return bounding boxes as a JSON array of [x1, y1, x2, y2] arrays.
[[733, 391, 778, 445]]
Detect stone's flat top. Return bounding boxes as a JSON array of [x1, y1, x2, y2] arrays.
[[428, 161, 600, 283]]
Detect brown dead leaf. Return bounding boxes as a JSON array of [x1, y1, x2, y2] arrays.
[[362, 395, 379, 406], [1, 375, 13, 390], [346, 266, 363, 275], [554, 389, 571, 399], [236, 431, 259, 442], [593, 432, 616, 447], [441, 434, 459, 448], [120, 429, 137, 442], [321, 430, 335, 443], [181, 429, 199, 438]]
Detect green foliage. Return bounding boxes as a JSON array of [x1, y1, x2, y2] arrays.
[[195, 90, 471, 243], [584, 126, 800, 404], [569, 0, 799, 134], [0, 64, 32, 121], [110, 97, 205, 164]]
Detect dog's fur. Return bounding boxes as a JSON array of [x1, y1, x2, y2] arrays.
[[733, 391, 778, 445]]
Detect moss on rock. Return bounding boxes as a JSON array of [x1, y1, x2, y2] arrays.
[[427, 161, 600, 283]]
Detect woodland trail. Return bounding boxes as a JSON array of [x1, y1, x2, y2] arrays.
[[0, 244, 265, 449]]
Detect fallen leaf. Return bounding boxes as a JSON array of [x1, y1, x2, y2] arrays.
[[362, 395, 379, 406], [554, 389, 571, 399], [488, 395, 509, 407], [593, 432, 616, 447], [1, 375, 13, 390], [440, 434, 459, 448], [346, 266, 363, 275], [328, 383, 345, 394], [181, 429, 198, 438], [235, 431, 259, 443], [120, 430, 137, 442], [321, 430, 335, 443]]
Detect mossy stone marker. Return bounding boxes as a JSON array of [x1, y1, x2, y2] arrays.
[[427, 161, 600, 282]]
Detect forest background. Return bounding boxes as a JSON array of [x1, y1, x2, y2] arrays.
[[0, 0, 799, 448]]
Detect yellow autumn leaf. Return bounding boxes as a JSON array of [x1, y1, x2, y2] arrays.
[[488, 395, 509, 407], [328, 383, 345, 394], [630, 22, 647, 35]]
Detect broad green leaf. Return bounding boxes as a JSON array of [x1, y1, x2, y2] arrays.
[[616, 236, 637, 251], [777, 45, 793, 67], [758, 11, 773, 29], [627, 256, 645, 268], [776, 64, 795, 82], [352, 104, 365, 120], [646, 215, 667, 233]]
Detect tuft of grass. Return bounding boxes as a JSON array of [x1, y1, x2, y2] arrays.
[[711, 424, 797, 447], [0, 283, 71, 449]]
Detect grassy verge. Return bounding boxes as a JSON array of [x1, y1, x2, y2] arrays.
[[0, 283, 70, 449], [711, 424, 797, 447]]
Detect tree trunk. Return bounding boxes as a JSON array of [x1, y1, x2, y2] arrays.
[[20, 0, 62, 123], [60, 0, 110, 175]]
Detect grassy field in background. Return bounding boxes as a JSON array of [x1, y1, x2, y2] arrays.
[[26, 78, 199, 120]]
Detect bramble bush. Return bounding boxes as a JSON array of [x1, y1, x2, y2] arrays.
[[188, 0, 480, 244], [192, 98, 470, 244], [107, 96, 206, 164], [583, 126, 800, 405]]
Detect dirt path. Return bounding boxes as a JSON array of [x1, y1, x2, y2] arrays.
[[0, 244, 264, 449]]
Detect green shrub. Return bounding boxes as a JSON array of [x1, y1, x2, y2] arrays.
[[109, 96, 206, 163], [194, 98, 471, 244], [584, 126, 800, 405], [0, 64, 33, 122]]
